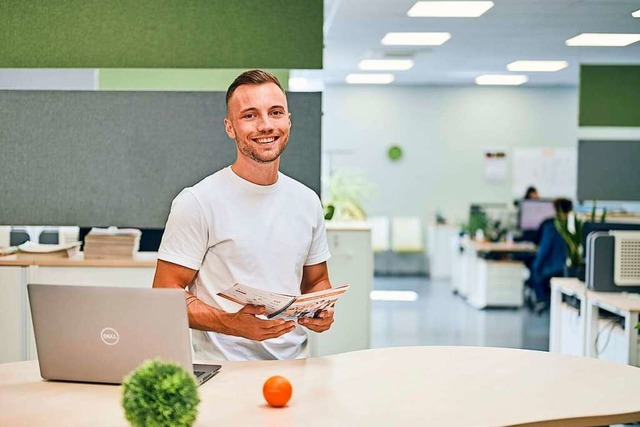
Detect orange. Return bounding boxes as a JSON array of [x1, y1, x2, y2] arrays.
[[263, 375, 293, 407]]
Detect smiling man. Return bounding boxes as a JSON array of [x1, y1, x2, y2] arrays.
[[153, 70, 334, 361]]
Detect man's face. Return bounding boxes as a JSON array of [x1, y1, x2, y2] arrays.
[[224, 83, 291, 164]]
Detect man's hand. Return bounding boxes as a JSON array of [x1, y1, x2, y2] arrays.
[[297, 309, 334, 333], [223, 304, 296, 341]]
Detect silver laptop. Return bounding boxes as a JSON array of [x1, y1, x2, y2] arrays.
[[28, 284, 220, 385]]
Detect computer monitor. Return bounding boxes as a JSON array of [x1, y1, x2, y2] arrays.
[[518, 199, 556, 231]]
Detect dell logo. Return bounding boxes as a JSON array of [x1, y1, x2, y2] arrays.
[[100, 327, 119, 346]]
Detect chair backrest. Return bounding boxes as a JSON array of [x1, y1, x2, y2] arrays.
[[0, 226, 10, 247], [391, 216, 424, 253], [368, 216, 390, 252]]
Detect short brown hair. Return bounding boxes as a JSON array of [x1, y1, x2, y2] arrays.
[[225, 70, 285, 107], [553, 198, 573, 215]]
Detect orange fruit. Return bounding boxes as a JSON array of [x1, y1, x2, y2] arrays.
[[263, 375, 293, 407]]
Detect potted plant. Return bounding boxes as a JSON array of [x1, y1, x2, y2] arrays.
[[554, 203, 606, 281], [122, 359, 200, 427], [323, 169, 374, 221]]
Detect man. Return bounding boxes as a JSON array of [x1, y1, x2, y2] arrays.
[[153, 70, 334, 361]]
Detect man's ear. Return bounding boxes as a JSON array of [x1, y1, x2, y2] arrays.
[[288, 112, 292, 129], [224, 117, 236, 139]]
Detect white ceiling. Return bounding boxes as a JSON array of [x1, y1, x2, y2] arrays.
[[322, 0, 640, 86]]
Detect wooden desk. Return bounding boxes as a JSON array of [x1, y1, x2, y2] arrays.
[[1, 346, 640, 426]]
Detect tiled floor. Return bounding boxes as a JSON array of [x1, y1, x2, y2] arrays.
[[370, 276, 550, 351]]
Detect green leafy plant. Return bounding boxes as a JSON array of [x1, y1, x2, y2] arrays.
[[554, 203, 607, 268], [122, 359, 200, 427], [323, 169, 374, 221]]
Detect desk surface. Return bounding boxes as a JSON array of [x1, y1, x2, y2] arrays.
[[468, 240, 537, 254], [552, 278, 640, 312], [1, 346, 640, 427], [0, 252, 157, 268]]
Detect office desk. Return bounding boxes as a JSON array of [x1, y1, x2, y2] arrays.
[[1, 346, 640, 426], [550, 278, 640, 366], [454, 240, 536, 309]]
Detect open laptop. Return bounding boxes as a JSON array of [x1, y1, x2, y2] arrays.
[[28, 284, 220, 385]]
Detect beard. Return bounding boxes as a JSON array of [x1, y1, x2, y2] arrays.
[[236, 136, 289, 164]]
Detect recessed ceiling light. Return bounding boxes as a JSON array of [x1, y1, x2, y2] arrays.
[[475, 75, 528, 85], [381, 32, 451, 46], [358, 59, 415, 71], [565, 33, 640, 47], [507, 61, 568, 72], [407, 1, 494, 17], [346, 74, 395, 84], [632, 9, 640, 18]]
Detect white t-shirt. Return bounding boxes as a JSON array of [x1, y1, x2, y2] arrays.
[[158, 166, 331, 361]]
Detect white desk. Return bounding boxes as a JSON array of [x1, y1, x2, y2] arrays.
[[1, 226, 373, 362], [2, 346, 640, 426], [454, 240, 536, 309], [550, 278, 640, 366]]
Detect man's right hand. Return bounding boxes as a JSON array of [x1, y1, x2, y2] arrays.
[[222, 304, 296, 341]]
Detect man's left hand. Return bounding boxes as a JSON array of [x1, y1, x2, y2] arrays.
[[298, 309, 334, 333]]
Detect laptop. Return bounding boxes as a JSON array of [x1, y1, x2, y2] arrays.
[[28, 284, 220, 385]]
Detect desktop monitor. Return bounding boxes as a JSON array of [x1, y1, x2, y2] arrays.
[[518, 199, 556, 232]]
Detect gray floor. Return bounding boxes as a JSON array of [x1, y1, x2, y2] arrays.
[[371, 276, 551, 351]]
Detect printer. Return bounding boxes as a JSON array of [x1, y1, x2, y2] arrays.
[[586, 230, 640, 292]]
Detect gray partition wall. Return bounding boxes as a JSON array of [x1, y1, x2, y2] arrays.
[[0, 90, 321, 227]]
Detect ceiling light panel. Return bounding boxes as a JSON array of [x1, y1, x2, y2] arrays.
[[358, 59, 414, 71], [346, 74, 395, 84], [565, 33, 640, 47], [475, 75, 528, 85], [407, 1, 494, 17], [632, 9, 640, 18], [507, 61, 568, 72], [381, 32, 451, 46]]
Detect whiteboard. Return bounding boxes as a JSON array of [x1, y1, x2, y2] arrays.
[[512, 148, 577, 199]]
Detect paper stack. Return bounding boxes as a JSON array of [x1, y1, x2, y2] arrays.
[[17, 241, 81, 259], [83, 227, 141, 260]]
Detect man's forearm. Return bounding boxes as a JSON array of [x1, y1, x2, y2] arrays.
[[301, 278, 331, 294], [185, 292, 231, 333]]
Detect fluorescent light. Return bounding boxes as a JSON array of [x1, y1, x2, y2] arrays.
[[358, 59, 414, 71], [370, 290, 419, 302], [475, 75, 528, 85], [507, 60, 568, 72], [565, 33, 640, 47], [346, 74, 395, 84], [408, 1, 494, 17], [381, 32, 451, 46], [632, 9, 640, 18]]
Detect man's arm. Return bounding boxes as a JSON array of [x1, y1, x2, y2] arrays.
[[298, 261, 334, 333], [153, 259, 295, 341]]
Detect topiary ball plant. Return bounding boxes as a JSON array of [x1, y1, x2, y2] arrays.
[[122, 359, 200, 427]]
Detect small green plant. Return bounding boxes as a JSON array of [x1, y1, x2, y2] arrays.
[[323, 169, 374, 221], [554, 203, 607, 267], [122, 359, 200, 427]]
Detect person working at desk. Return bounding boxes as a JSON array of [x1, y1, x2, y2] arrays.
[[153, 70, 334, 361], [524, 186, 539, 200], [529, 198, 571, 313]]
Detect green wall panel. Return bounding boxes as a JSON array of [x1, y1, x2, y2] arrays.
[[579, 65, 640, 127], [99, 69, 289, 91], [0, 0, 322, 69]]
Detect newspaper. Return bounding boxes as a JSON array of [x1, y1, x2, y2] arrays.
[[217, 283, 350, 319]]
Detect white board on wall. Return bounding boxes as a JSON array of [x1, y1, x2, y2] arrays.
[[513, 148, 576, 199]]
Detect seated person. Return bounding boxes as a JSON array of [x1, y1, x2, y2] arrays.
[[529, 198, 572, 311]]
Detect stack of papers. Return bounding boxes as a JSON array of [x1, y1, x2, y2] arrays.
[[83, 227, 141, 260], [17, 241, 81, 259]]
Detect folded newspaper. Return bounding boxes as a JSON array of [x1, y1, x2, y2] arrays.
[[217, 283, 350, 319]]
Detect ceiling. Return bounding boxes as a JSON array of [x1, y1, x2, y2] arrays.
[[322, 0, 640, 86]]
